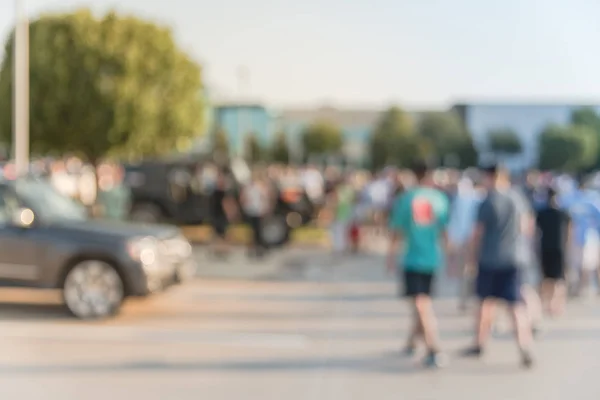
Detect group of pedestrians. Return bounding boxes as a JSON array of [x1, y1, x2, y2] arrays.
[[208, 167, 273, 258], [386, 161, 600, 369]]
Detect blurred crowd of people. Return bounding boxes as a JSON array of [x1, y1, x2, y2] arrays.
[[0, 157, 129, 219], [373, 161, 600, 369]]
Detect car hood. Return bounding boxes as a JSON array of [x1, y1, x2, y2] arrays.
[[52, 219, 180, 240]]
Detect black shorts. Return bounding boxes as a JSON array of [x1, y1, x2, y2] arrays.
[[476, 267, 522, 304], [403, 270, 435, 297], [540, 250, 565, 280], [211, 217, 229, 238]]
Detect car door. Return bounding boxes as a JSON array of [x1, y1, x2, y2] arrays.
[[0, 186, 41, 284], [177, 163, 212, 224]]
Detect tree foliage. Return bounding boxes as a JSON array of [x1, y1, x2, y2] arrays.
[[0, 9, 204, 163], [451, 135, 478, 168], [488, 128, 522, 155], [211, 126, 229, 157], [301, 120, 343, 157], [571, 107, 600, 132], [417, 111, 477, 168], [270, 131, 290, 164], [369, 106, 417, 170], [245, 132, 265, 164], [538, 124, 597, 172], [570, 107, 600, 168]]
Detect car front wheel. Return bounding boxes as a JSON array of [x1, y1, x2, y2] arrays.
[[63, 260, 125, 319]]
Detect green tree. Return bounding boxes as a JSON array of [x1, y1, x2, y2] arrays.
[[571, 107, 600, 168], [369, 106, 416, 169], [0, 9, 204, 164], [301, 120, 343, 157], [270, 131, 290, 164], [245, 132, 265, 164], [538, 124, 598, 172], [417, 111, 477, 167], [388, 135, 424, 168], [211, 127, 229, 159], [452, 135, 478, 168], [571, 107, 600, 131], [488, 128, 522, 155]]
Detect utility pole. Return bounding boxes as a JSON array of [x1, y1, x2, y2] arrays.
[[13, 0, 29, 176], [236, 65, 249, 157]]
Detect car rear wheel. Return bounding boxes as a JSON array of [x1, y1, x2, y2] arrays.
[[63, 260, 125, 320], [260, 214, 290, 247], [130, 203, 163, 223]]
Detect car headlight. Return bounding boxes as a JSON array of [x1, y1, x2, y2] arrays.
[[127, 236, 159, 265], [175, 237, 193, 258]]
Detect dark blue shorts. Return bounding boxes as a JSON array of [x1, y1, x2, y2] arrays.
[[476, 266, 522, 304]]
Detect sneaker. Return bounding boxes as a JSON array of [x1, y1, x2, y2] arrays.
[[461, 346, 483, 358], [423, 352, 448, 368], [521, 350, 534, 369], [402, 345, 416, 357]]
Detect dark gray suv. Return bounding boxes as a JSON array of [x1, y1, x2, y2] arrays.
[[0, 178, 196, 319]]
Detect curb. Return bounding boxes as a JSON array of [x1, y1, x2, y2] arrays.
[[181, 224, 330, 246]]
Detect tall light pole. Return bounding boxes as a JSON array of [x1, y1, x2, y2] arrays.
[[13, 0, 29, 176], [236, 65, 249, 157]]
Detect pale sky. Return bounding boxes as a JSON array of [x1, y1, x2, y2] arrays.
[[1, 0, 600, 109]]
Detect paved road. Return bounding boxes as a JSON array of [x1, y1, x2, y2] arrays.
[[0, 249, 599, 399]]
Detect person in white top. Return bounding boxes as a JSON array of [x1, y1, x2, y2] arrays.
[[241, 170, 271, 258], [50, 160, 78, 199], [447, 176, 484, 311], [301, 165, 324, 204]]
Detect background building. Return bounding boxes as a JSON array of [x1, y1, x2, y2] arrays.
[[212, 103, 281, 155], [454, 102, 600, 170]]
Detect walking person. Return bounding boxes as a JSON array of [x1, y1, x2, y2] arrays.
[[536, 188, 571, 316], [209, 169, 237, 258], [241, 170, 271, 258], [463, 164, 534, 368], [563, 179, 600, 297], [447, 176, 483, 312], [388, 161, 450, 368], [329, 176, 355, 254]]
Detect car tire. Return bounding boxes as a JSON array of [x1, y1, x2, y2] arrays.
[[62, 260, 125, 320], [130, 203, 163, 223], [260, 214, 290, 247]]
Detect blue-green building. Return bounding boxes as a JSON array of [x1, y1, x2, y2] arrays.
[[213, 103, 281, 154]]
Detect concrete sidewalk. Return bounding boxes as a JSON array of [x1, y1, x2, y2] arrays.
[[193, 247, 329, 280]]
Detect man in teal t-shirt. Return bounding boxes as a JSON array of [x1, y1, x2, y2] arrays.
[[388, 161, 449, 368]]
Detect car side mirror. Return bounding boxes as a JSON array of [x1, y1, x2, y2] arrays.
[[12, 208, 35, 228]]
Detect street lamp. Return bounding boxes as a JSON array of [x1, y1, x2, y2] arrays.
[[13, 0, 29, 176], [236, 65, 249, 157]]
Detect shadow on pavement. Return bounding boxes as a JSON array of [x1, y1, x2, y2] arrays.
[[0, 302, 70, 321], [192, 293, 396, 302], [0, 354, 421, 375], [126, 309, 468, 322]]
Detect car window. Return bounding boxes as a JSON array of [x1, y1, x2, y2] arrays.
[[15, 180, 87, 222]]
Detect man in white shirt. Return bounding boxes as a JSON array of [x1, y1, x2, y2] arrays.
[[51, 160, 78, 199], [301, 165, 324, 203]]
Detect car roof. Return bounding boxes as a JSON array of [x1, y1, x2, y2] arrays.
[[0, 175, 45, 186]]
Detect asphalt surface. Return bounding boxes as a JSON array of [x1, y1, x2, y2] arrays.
[[0, 246, 599, 399]]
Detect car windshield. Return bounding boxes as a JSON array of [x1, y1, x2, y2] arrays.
[[15, 179, 87, 221]]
